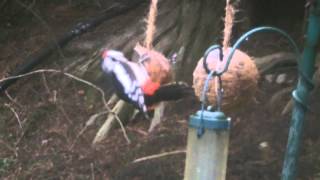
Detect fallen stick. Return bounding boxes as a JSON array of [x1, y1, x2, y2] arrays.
[[132, 150, 186, 163], [4, 103, 22, 129], [92, 100, 135, 145]]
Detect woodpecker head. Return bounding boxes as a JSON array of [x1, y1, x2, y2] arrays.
[[101, 50, 126, 73]]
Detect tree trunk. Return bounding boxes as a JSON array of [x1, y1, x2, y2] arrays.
[[154, 0, 226, 82]]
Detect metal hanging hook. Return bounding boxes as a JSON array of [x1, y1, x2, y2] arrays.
[[198, 46, 225, 137], [216, 75, 224, 111], [200, 44, 225, 112], [202, 45, 224, 74]]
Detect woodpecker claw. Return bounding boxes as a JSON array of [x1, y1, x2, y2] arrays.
[[138, 53, 150, 64], [143, 112, 151, 120]]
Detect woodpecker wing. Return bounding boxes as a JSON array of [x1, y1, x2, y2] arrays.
[[110, 60, 148, 113]]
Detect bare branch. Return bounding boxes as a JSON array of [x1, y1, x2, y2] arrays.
[[93, 100, 132, 145]]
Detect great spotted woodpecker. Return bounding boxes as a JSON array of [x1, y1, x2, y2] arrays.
[[101, 50, 192, 117]]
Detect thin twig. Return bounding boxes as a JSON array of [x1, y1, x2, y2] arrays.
[[4, 90, 23, 108], [90, 163, 95, 180], [127, 127, 148, 136], [132, 150, 186, 163], [57, 101, 73, 125], [0, 69, 131, 143], [52, 90, 57, 103], [78, 51, 99, 73], [4, 103, 22, 129], [63, 56, 87, 72], [282, 99, 294, 116], [0, 138, 18, 157], [41, 72, 51, 94]]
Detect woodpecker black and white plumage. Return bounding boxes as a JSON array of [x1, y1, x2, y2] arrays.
[[101, 49, 193, 117]]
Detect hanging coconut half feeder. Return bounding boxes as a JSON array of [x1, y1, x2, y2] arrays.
[[193, 47, 259, 110], [134, 43, 172, 84]]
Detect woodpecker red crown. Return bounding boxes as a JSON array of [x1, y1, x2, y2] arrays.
[[102, 50, 109, 59]]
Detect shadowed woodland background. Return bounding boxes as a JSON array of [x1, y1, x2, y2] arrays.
[[1, 0, 320, 179]]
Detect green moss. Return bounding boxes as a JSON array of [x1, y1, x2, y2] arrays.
[[0, 158, 15, 176]]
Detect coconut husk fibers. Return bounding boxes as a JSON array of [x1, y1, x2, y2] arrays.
[[134, 44, 172, 84], [193, 48, 259, 110]]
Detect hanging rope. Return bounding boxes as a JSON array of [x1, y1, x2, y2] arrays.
[[212, 0, 235, 110], [222, 0, 235, 50], [144, 0, 158, 50]]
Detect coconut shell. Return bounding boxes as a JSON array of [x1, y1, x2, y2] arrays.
[[134, 44, 172, 84], [193, 48, 259, 110]]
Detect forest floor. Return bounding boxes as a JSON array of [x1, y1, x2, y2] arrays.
[[0, 1, 320, 180]]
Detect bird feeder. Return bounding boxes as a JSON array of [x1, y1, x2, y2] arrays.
[[134, 43, 172, 85], [184, 110, 230, 180], [192, 47, 259, 112], [184, 45, 232, 180], [185, 26, 303, 180]]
